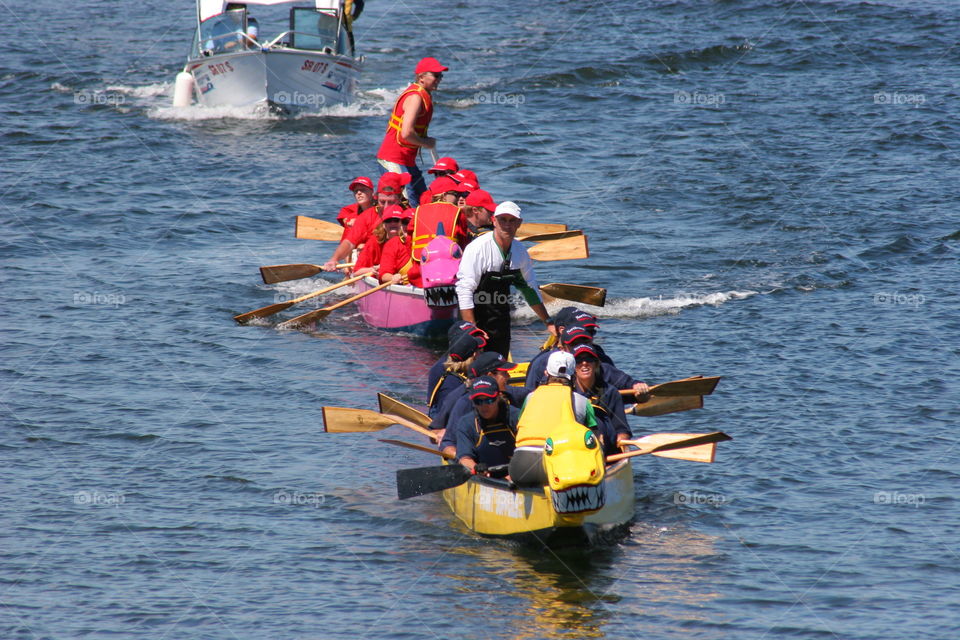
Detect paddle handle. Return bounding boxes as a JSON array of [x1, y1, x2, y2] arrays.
[[324, 279, 392, 312], [288, 273, 365, 305]]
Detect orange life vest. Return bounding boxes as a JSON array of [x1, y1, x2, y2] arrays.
[[411, 202, 462, 261], [376, 83, 433, 165]]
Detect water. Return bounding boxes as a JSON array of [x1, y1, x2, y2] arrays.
[[3, 0, 958, 638]]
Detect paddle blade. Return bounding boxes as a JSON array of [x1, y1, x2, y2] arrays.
[[528, 234, 589, 261], [517, 222, 567, 235], [295, 216, 343, 241], [234, 300, 293, 324], [379, 438, 452, 459], [630, 395, 703, 417], [260, 263, 322, 284], [377, 393, 430, 428], [397, 464, 473, 500], [606, 431, 732, 463], [518, 229, 584, 243], [278, 307, 332, 329], [623, 433, 720, 463], [652, 376, 720, 397], [539, 283, 607, 307], [322, 407, 395, 433]]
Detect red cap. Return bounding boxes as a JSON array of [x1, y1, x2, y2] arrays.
[[401, 207, 416, 221], [378, 172, 411, 195], [348, 176, 373, 191], [457, 177, 478, 192], [452, 169, 478, 185], [380, 204, 406, 220], [429, 176, 459, 195], [465, 189, 496, 212], [415, 57, 448, 74], [428, 156, 459, 174]]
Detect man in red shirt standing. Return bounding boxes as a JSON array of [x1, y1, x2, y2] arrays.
[[376, 57, 448, 208]]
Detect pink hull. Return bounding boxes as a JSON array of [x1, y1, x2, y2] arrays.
[[355, 277, 458, 337]]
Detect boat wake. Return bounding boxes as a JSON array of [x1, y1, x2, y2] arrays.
[[514, 289, 758, 321]]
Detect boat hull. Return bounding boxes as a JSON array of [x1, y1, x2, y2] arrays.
[[441, 459, 635, 543], [186, 49, 359, 110], [355, 277, 458, 338]]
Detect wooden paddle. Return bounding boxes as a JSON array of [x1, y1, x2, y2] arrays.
[[517, 222, 567, 236], [617, 432, 722, 463], [295, 215, 343, 241], [539, 283, 607, 307], [397, 464, 473, 500], [620, 376, 721, 400], [278, 280, 392, 328], [321, 407, 438, 442], [518, 229, 583, 243], [233, 274, 365, 324], [629, 395, 703, 417], [260, 263, 353, 284], [527, 234, 589, 261], [606, 431, 732, 463], [377, 393, 430, 428], [380, 438, 453, 459]]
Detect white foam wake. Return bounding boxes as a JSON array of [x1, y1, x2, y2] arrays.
[[512, 289, 758, 321]]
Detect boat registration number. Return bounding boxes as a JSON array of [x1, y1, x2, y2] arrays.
[[476, 485, 523, 519]]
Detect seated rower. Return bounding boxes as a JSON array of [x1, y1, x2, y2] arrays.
[[378, 208, 423, 287], [435, 351, 520, 458], [508, 352, 595, 487], [322, 172, 409, 271], [337, 177, 375, 242], [454, 376, 520, 476], [523, 323, 595, 388], [453, 174, 478, 212], [463, 189, 496, 240], [425, 176, 461, 205], [427, 156, 459, 179], [571, 343, 632, 457], [352, 204, 407, 276], [426, 331, 485, 420]]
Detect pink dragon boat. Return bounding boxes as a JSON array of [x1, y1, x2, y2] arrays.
[[353, 235, 460, 338]]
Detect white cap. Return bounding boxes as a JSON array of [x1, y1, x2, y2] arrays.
[[493, 201, 522, 219], [545, 351, 576, 380]]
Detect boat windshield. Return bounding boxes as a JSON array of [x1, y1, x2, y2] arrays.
[[194, 9, 247, 57], [289, 8, 347, 55]]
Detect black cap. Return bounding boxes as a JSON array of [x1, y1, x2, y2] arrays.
[[468, 375, 500, 400], [561, 324, 593, 346], [469, 351, 516, 377], [447, 333, 482, 362]]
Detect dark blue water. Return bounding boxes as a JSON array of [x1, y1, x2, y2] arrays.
[[3, 1, 958, 638]]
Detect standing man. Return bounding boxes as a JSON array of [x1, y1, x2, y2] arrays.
[[455, 201, 555, 357], [376, 57, 448, 207]]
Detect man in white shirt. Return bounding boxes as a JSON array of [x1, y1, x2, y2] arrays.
[[455, 201, 555, 356]]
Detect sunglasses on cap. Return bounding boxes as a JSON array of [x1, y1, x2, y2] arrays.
[[472, 395, 497, 406]]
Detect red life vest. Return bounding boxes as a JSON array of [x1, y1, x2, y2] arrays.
[[411, 202, 463, 261], [376, 83, 433, 166]]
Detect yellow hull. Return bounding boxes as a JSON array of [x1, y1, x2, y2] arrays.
[[441, 459, 635, 541]]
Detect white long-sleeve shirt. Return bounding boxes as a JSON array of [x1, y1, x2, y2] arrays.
[[456, 232, 542, 310]]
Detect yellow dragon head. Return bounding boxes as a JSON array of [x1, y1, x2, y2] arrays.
[[543, 423, 606, 515]]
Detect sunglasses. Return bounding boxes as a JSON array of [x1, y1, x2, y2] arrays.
[[472, 396, 497, 406], [383, 217, 403, 224], [453, 191, 470, 198], [432, 72, 444, 79]]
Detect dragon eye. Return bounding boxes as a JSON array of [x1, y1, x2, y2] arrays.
[[584, 431, 597, 450], [450, 245, 462, 259], [544, 437, 554, 456]]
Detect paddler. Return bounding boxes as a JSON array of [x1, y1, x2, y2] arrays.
[[376, 57, 448, 207], [453, 376, 520, 476], [322, 172, 409, 271], [427, 331, 485, 420], [352, 204, 408, 276], [427, 156, 459, 179], [336, 176, 375, 242], [455, 201, 555, 357], [378, 208, 421, 286], [462, 189, 496, 240], [570, 343, 632, 456]]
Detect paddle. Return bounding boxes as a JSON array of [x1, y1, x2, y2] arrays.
[[620, 376, 721, 400], [278, 280, 392, 328], [527, 234, 589, 261], [233, 273, 366, 324], [629, 395, 703, 417], [379, 438, 452, 459], [260, 263, 353, 284], [617, 432, 724, 463], [518, 229, 583, 243], [321, 407, 438, 442], [295, 215, 343, 241], [377, 393, 430, 428], [606, 431, 732, 463], [397, 463, 472, 500], [518, 222, 567, 235], [539, 283, 607, 307]]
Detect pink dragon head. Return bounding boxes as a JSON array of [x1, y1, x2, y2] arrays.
[[420, 233, 461, 307]]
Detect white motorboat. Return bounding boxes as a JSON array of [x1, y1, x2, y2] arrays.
[[173, 0, 362, 112]]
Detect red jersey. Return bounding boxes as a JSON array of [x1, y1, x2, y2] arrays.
[[376, 83, 433, 166], [345, 205, 381, 247], [354, 236, 384, 271], [380, 235, 422, 288], [337, 203, 362, 242]]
